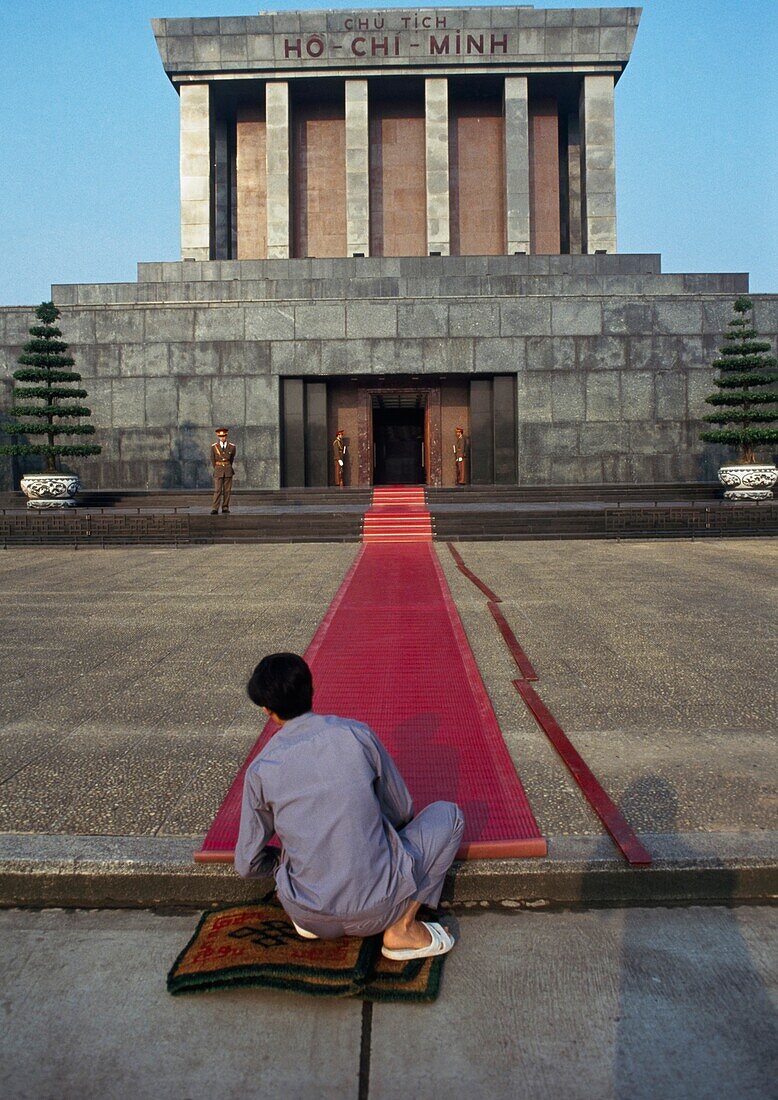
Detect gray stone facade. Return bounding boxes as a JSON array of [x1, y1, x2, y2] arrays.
[[2, 254, 775, 491]]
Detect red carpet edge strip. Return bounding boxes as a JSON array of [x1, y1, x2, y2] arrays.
[[486, 601, 539, 682], [443, 540, 651, 867], [446, 542, 502, 602], [514, 680, 653, 867]]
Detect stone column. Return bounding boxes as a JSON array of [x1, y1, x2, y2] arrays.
[[345, 80, 370, 257], [179, 84, 212, 261], [265, 81, 291, 260], [566, 108, 583, 254], [580, 75, 617, 253], [425, 78, 450, 255], [504, 77, 530, 254]]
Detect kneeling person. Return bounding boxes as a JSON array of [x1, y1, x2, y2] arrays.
[[235, 653, 464, 958]]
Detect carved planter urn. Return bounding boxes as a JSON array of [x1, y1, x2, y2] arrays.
[[717, 464, 777, 501], [20, 473, 80, 509]]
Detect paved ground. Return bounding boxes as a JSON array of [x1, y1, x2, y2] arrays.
[[0, 539, 774, 838], [0, 545, 356, 835], [437, 538, 777, 837], [1, 905, 775, 1100]]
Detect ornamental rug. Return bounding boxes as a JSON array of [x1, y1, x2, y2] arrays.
[[167, 902, 446, 1003]]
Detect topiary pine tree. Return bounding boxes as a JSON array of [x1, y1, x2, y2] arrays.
[[0, 301, 100, 474], [700, 295, 778, 464]]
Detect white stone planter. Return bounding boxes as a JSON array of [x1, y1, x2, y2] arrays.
[[718, 464, 777, 501], [20, 473, 80, 509]]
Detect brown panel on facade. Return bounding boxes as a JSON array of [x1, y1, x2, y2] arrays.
[[293, 100, 347, 258], [369, 93, 426, 257], [327, 379, 359, 486], [529, 98, 561, 254], [450, 98, 505, 256], [441, 382, 470, 485], [236, 103, 267, 259]]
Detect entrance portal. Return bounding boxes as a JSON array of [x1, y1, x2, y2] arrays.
[[372, 393, 426, 485]]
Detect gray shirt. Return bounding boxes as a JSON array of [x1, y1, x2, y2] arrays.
[[234, 712, 417, 918]]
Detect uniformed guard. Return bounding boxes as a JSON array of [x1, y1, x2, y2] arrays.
[[454, 426, 468, 485], [333, 428, 347, 487], [211, 426, 236, 513]]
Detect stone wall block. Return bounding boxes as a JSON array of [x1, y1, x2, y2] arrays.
[[628, 422, 683, 454], [245, 305, 295, 341], [602, 300, 653, 335], [169, 341, 220, 376], [655, 371, 688, 421], [517, 374, 553, 422], [294, 303, 346, 339], [231, 341, 271, 375], [551, 299, 602, 336], [95, 311, 144, 344], [111, 379, 146, 428], [752, 296, 778, 335], [145, 378, 179, 427], [86, 379, 113, 428], [245, 375, 278, 426], [59, 311, 97, 345], [474, 338, 526, 373], [629, 336, 680, 373], [212, 377, 246, 426], [500, 299, 551, 336], [119, 343, 170, 378], [576, 335, 627, 371], [579, 422, 628, 456], [526, 336, 575, 371], [397, 302, 449, 338], [178, 377, 212, 425], [550, 374, 586, 421], [118, 427, 172, 462], [653, 300, 703, 335], [346, 302, 397, 339], [92, 345, 121, 377], [619, 371, 654, 420], [145, 308, 195, 342], [239, 424, 279, 489], [573, 27, 600, 53], [688, 370, 717, 417], [422, 338, 473, 373], [585, 372, 621, 421], [369, 339, 409, 373], [449, 302, 499, 337], [520, 423, 578, 460], [194, 307, 246, 341]]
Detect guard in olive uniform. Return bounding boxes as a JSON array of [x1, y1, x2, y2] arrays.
[[333, 429, 347, 488], [211, 427, 236, 513], [454, 427, 468, 485]]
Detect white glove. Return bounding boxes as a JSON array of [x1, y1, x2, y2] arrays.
[[457, 457, 463, 463], [338, 460, 344, 466]]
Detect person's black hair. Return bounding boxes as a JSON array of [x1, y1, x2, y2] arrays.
[[246, 652, 313, 720]]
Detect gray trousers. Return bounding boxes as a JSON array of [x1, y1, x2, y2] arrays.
[[282, 800, 464, 939]]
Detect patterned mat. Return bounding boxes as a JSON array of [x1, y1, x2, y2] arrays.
[[167, 902, 446, 1003]]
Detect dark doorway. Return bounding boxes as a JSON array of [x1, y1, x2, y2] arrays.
[[372, 394, 426, 484]]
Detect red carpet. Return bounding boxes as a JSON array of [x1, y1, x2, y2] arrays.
[[196, 489, 545, 862]]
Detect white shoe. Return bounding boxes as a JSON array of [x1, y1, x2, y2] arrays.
[[292, 920, 319, 939], [381, 921, 455, 960]]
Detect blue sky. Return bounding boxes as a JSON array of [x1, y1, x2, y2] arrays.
[[0, 0, 775, 305]]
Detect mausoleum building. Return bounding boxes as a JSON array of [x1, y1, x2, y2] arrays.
[[1, 6, 776, 492]]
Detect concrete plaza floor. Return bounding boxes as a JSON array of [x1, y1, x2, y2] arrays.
[[1, 539, 775, 1098], [1, 904, 775, 1100], [0, 541, 775, 828]]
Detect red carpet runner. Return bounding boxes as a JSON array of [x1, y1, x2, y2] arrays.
[[196, 488, 545, 862]]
